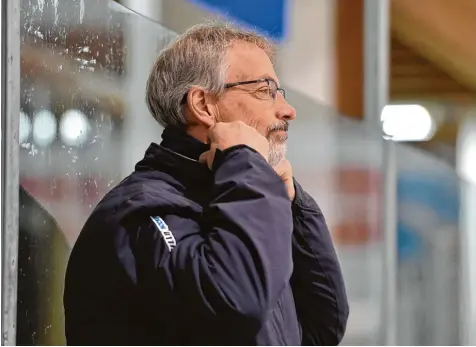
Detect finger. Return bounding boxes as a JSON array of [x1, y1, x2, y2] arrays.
[[207, 143, 218, 169], [199, 151, 210, 164], [273, 159, 292, 178], [273, 159, 286, 174], [206, 128, 213, 144], [207, 123, 218, 143]]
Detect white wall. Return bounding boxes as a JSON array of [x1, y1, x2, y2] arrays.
[[275, 0, 336, 106], [118, 0, 337, 106]]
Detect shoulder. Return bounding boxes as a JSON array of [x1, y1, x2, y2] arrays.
[[79, 172, 180, 231]]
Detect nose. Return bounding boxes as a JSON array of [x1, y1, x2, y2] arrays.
[[276, 97, 296, 121]]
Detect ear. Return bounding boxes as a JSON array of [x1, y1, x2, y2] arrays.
[[186, 86, 218, 128]]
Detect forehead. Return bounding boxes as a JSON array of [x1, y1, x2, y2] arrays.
[[225, 42, 278, 83]]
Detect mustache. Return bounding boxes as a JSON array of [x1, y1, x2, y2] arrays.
[[267, 121, 289, 135]]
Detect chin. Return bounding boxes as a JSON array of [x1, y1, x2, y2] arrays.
[[272, 131, 288, 143], [268, 142, 287, 167]]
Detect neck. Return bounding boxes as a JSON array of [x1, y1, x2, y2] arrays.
[[186, 124, 209, 144]]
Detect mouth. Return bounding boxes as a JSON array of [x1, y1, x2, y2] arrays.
[[270, 130, 288, 142], [267, 122, 289, 140]]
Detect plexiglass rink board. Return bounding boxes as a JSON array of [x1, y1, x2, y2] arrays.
[[15, 0, 468, 345]]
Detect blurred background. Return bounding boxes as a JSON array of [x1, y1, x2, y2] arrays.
[[1, 0, 476, 345]]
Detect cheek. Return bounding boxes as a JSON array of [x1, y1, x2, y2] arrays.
[[254, 115, 276, 137], [218, 99, 243, 122], [219, 98, 273, 135], [235, 100, 273, 135]]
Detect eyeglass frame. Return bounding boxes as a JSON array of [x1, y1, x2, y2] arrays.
[[180, 78, 286, 105]]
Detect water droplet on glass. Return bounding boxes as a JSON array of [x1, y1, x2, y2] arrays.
[[37, 0, 45, 12], [52, 0, 59, 24], [79, 0, 85, 23]]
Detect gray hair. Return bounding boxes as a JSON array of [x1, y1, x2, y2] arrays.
[[146, 22, 275, 128]]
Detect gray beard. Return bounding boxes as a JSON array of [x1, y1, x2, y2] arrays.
[[266, 121, 289, 167], [268, 140, 287, 167]]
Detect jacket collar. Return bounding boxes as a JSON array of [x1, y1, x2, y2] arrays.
[[159, 126, 209, 161], [134, 127, 212, 190]]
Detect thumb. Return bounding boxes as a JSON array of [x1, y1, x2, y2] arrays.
[[199, 150, 215, 170], [273, 159, 286, 177]]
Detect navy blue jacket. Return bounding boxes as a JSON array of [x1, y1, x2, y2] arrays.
[[64, 126, 348, 345]]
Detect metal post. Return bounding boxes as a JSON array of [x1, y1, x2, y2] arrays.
[[380, 137, 398, 346], [457, 117, 476, 346], [363, 0, 396, 345], [460, 181, 476, 346], [363, 0, 390, 125], [1, 0, 20, 345]]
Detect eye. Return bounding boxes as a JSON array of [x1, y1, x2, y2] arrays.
[[256, 87, 271, 99]]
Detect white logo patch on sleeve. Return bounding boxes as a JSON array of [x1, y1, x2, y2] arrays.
[[150, 216, 177, 252]]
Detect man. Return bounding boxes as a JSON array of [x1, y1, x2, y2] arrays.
[[64, 23, 349, 345]]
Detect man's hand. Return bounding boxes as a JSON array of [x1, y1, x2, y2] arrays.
[[273, 159, 295, 201], [199, 121, 270, 169]]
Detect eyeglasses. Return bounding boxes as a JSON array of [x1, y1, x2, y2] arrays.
[[224, 78, 286, 100], [181, 78, 285, 105]]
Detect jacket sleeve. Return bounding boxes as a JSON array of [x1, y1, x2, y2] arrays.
[[290, 180, 349, 345], [123, 146, 294, 334]]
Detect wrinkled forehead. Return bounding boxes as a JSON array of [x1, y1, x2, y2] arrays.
[[225, 42, 279, 84]]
